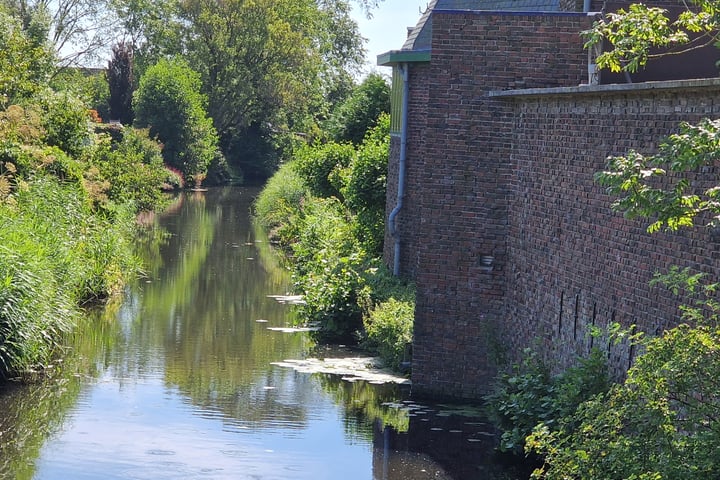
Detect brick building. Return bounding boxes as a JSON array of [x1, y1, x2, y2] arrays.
[[378, 0, 720, 398]]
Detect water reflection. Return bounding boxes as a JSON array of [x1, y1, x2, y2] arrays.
[[0, 187, 527, 480]]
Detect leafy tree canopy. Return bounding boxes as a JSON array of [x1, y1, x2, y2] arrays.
[[133, 57, 221, 185], [2, 0, 120, 69], [113, 0, 367, 180], [595, 118, 720, 233], [327, 72, 390, 145], [0, 5, 55, 106], [584, 0, 720, 73]]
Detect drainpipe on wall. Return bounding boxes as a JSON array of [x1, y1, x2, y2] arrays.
[[388, 63, 409, 276], [584, 0, 600, 84]]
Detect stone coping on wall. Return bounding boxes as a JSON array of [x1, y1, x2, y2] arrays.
[[488, 77, 720, 98], [433, 8, 595, 16]]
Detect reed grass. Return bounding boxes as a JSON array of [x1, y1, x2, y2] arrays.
[[0, 175, 139, 379]]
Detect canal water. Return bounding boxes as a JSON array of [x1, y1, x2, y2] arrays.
[[0, 187, 528, 480]]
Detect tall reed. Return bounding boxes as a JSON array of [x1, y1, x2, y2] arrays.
[[0, 175, 138, 379]]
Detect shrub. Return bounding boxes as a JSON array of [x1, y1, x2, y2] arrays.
[[163, 166, 185, 191], [485, 347, 609, 454], [527, 272, 720, 480], [293, 141, 355, 199], [89, 127, 168, 211], [133, 58, 220, 185], [327, 73, 390, 145], [35, 89, 93, 158], [342, 113, 389, 255], [529, 325, 720, 480], [0, 104, 45, 145], [0, 142, 85, 186], [357, 262, 415, 369], [50, 68, 110, 123], [292, 198, 365, 342], [0, 104, 88, 187], [363, 298, 413, 370], [360, 258, 416, 306]]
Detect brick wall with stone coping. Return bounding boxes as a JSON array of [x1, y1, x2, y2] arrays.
[[496, 79, 720, 379]]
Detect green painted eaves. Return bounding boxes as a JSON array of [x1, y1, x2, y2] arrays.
[[377, 49, 431, 66]]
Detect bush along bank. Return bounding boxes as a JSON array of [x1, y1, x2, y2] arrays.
[[523, 272, 720, 480], [254, 114, 415, 372], [484, 271, 720, 479], [0, 105, 173, 381]]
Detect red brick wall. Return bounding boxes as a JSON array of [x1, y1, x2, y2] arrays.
[[403, 11, 593, 398], [503, 84, 720, 378], [387, 7, 720, 399]]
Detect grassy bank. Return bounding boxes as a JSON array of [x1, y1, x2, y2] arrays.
[[0, 111, 172, 380], [0, 175, 141, 379], [254, 115, 415, 372]]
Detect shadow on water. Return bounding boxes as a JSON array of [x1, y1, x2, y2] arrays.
[[0, 187, 531, 480]]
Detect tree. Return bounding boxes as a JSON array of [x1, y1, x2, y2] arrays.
[[37, 88, 93, 158], [113, 0, 366, 181], [133, 58, 221, 186], [2, 0, 119, 69], [106, 41, 134, 124], [583, 1, 720, 73], [0, 6, 55, 106], [181, 0, 323, 179], [327, 72, 390, 145]]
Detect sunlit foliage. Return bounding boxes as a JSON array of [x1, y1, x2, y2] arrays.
[[584, 1, 720, 73]]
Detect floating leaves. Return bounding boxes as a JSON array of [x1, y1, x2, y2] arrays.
[[271, 356, 410, 385]]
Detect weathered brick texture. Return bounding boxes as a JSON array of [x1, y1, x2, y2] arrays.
[[388, 12, 592, 398], [385, 9, 720, 399], [503, 84, 720, 379]]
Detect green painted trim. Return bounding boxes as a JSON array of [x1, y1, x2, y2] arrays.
[[390, 67, 403, 134], [377, 49, 431, 66]]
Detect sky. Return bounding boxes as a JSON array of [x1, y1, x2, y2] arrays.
[[352, 1, 429, 75]]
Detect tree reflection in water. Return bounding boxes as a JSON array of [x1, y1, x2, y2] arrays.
[[0, 188, 528, 480]]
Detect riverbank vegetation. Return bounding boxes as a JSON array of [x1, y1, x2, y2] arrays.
[[0, 4, 174, 380], [0, 125, 170, 379], [2, 0, 393, 379], [254, 75, 415, 371]]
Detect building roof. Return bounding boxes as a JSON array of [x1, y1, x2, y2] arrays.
[[401, 0, 560, 51]]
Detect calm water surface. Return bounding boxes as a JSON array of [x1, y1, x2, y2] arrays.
[[0, 187, 527, 480]]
